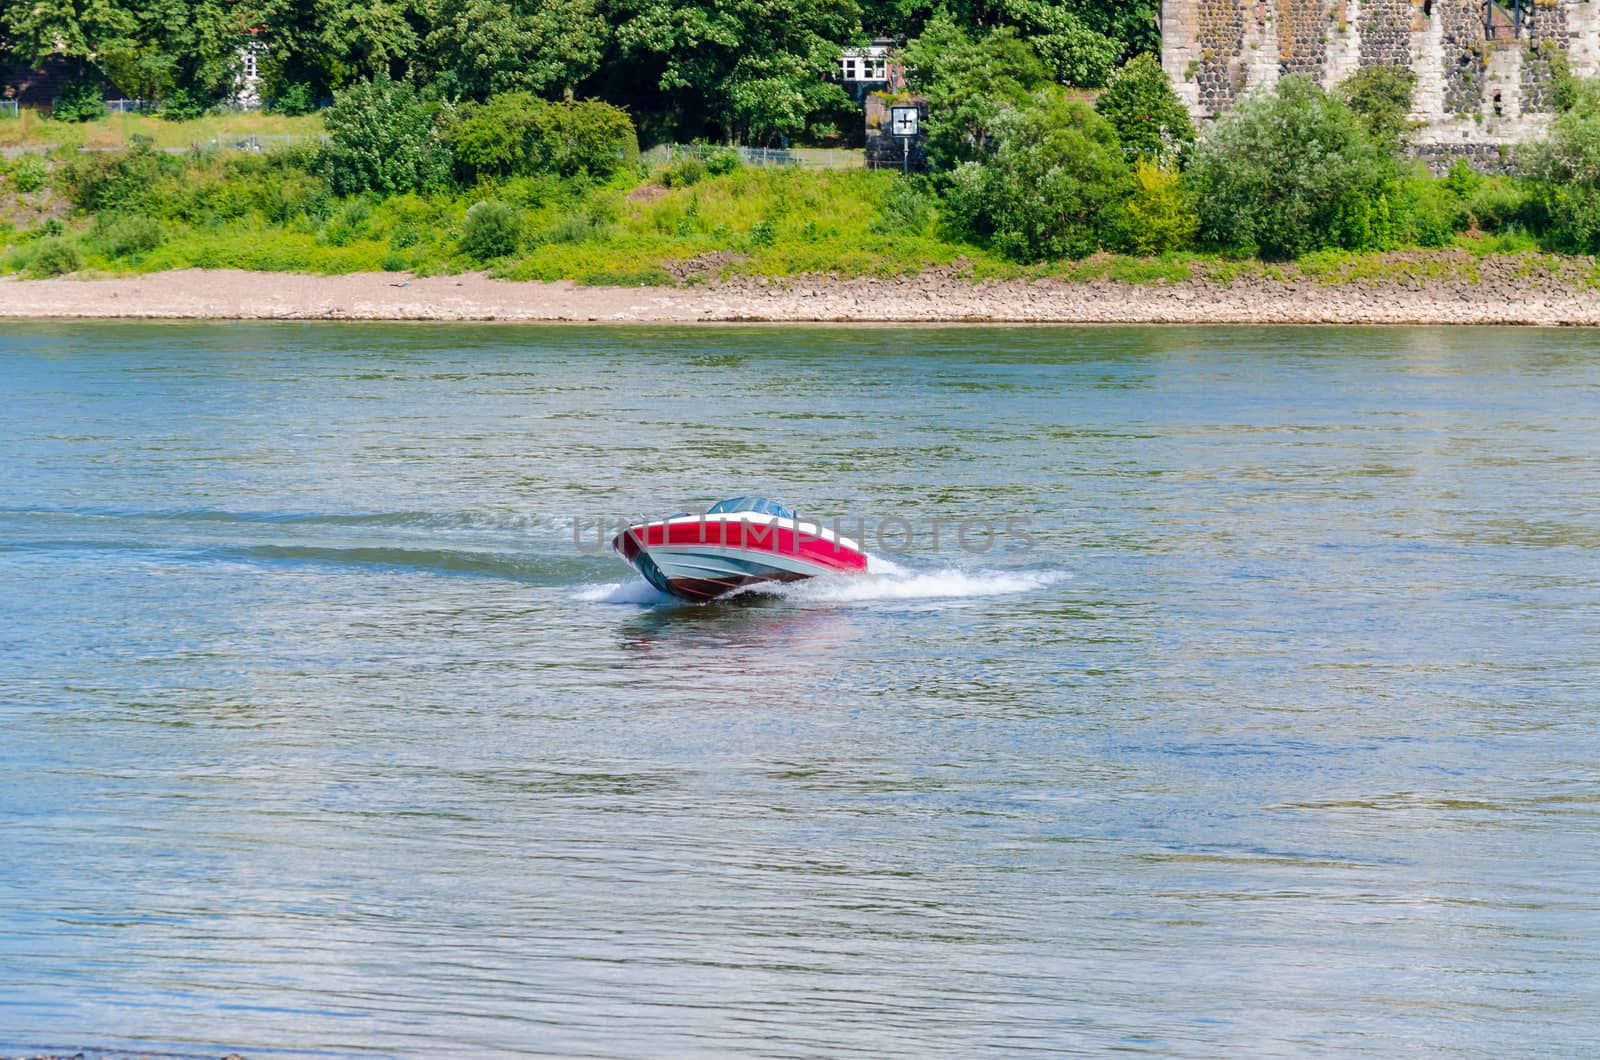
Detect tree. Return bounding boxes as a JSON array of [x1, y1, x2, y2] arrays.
[[1336, 65, 1418, 154], [1521, 80, 1600, 251], [319, 72, 451, 195], [446, 92, 637, 181], [1096, 53, 1194, 164], [945, 88, 1132, 261], [1184, 75, 1396, 258], [427, 0, 607, 100], [0, 0, 135, 68], [313, 0, 424, 82], [608, 0, 859, 143], [96, 0, 256, 106], [997, 0, 1121, 87], [901, 18, 1046, 167]]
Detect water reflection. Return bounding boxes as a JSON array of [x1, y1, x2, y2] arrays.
[[2, 322, 1599, 1057]]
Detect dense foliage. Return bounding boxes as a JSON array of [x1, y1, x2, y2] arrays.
[[1095, 54, 1193, 164], [319, 73, 451, 195], [1, 0, 1159, 138], [945, 89, 1130, 260], [1185, 76, 1397, 258], [3, 6, 1596, 276]]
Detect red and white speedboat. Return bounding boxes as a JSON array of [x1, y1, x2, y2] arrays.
[[612, 496, 867, 602]]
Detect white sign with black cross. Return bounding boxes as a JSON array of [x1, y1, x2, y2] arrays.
[[889, 105, 919, 174]]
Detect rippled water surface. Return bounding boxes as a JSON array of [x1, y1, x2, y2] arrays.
[[2, 322, 1598, 1057]]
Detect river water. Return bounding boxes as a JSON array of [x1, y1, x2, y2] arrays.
[[1, 322, 1597, 1057]]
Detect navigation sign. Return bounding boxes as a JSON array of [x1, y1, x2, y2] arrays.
[[889, 106, 920, 138]]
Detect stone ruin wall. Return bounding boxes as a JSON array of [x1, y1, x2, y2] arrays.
[[1162, 0, 1600, 166]]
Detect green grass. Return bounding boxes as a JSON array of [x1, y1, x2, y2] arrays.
[[0, 108, 325, 151], [3, 141, 1597, 287]]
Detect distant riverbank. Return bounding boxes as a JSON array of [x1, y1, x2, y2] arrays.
[[4, 252, 1600, 325]]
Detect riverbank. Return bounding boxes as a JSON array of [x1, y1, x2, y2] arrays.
[[4, 252, 1599, 324]]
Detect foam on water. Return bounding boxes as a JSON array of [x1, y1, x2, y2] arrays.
[[778, 566, 1070, 603], [578, 564, 1067, 606], [575, 580, 675, 605]]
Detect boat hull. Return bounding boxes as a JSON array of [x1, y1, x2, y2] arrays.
[[613, 514, 867, 602]]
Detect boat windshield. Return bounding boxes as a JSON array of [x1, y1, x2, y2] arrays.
[[706, 496, 795, 519]]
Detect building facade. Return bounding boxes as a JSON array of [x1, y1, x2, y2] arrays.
[[1161, 0, 1600, 163]]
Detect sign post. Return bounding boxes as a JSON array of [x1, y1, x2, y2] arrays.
[[889, 105, 919, 175]]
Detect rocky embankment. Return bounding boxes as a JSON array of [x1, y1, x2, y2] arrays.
[[1, 251, 1596, 324]]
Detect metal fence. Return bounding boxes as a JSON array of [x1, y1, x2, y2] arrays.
[[644, 143, 865, 170], [195, 132, 329, 153]]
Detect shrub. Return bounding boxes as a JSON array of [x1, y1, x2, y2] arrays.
[[100, 214, 166, 257], [446, 93, 638, 183], [662, 155, 706, 188], [944, 89, 1132, 262], [12, 156, 48, 194], [1118, 160, 1198, 255], [902, 18, 1048, 167], [271, 82, 318, 116], [870, 179, 934, 235], [320, 73, 452, 196], [1185, 76, 1396, 258], [1520, 86, 1600, 250], [1336, 66, 1418, 152], [704, 147, 741, 176], [1097, 54, 1195, 165], [159, 89, 209, 122], [52, 75, 108, 123], [1389, 172, 1459, 247], [29, 238, 84, 277], [60, 140, 174, 213], [461, 200, 523, 260]]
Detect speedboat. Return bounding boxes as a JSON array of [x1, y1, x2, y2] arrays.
[[612, 496, 867, 602]]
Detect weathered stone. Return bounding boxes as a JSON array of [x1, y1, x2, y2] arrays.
[[1162, 0, 1599, 170]]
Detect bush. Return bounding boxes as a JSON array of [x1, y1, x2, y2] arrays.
[[461, 200, 523, 260], [704, 147, 741, 176], [99, 214, 166, 257], [944, 89, 1132, 262], [902, 19, 1048, 167], [271, 83, 318, 116], [1389, 172, 1459, 247], [1185, 76, 1396, 258], [1336, 66, 1418, 153], [446, 93, 638, 183], [870, 179, 935, 235], [12, 156, 48, 194], [1521, 85, 1600, 250], [662, 155, 707, 188], [1097, 54, 1195, 165], [1118, 160, 1198, 254], [320, 73, 452, 196], [29, 238, 84, 277], [60, 140, 175, 213], [158, 89, 209, 122], [52, 75, 107, 123]]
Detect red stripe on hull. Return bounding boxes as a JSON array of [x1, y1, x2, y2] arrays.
[[630, 519, 866, 573]]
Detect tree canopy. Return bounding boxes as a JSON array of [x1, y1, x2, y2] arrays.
[[1, 0, 1161, 139]]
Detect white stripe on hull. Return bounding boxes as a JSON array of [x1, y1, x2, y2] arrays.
[[645, 545, 836, 583]]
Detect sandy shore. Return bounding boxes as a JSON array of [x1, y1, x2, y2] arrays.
[[3, 255, 1599, 325]]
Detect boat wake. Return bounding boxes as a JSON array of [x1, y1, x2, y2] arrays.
[[777, 566, 1069, 603], [576, 563, 1068, 606]]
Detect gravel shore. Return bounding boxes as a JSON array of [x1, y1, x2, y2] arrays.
[[3, 252, 1598, 325]]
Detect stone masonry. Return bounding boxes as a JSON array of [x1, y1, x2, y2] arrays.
[[1162, 0, 1600, 162]]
